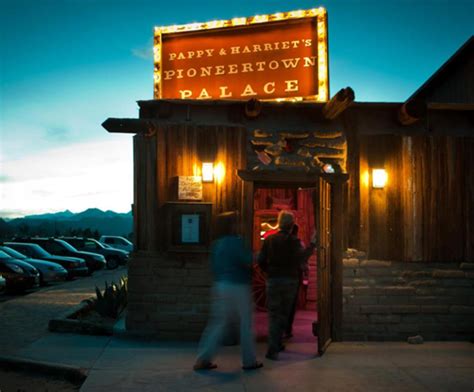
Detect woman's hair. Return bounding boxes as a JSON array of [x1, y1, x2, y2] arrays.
[[215, 211, 239, 237], [278, 210, 295, 231]]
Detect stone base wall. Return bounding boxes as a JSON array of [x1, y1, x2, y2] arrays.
[[126, 251, 211, 340], [343, 249, 474, 341]]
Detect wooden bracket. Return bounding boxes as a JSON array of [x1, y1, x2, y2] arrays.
[[245, 98, 262, 118], [398, 100, 427, 125], [322, 87, 355, 120]]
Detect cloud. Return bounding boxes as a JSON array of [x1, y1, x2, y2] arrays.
[[45, 125, 71, 141], [132, 38, 154, 60], [0, 138, 133, 218]]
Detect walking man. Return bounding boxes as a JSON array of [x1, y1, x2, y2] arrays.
[[258, 210, 316, 360]]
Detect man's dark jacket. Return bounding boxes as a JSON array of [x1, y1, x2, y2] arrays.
[[258, 229, 315, 279]]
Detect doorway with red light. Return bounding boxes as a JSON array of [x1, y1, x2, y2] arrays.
[[251, 184, 319, 350]]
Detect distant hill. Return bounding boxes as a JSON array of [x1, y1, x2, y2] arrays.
[[0, 209, 133, 239]]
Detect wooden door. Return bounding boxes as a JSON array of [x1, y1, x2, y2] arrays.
[[315, 176, 332, 355]]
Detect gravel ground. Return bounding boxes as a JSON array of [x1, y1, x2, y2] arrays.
[[0, 369, 82, 392]]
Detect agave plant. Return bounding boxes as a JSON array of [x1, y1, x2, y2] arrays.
[[90, 276, 128, 319]]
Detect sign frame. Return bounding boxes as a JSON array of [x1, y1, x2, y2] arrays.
[[154, 7, 328, 102]]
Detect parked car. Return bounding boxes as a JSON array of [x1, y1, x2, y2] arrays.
[[4, 242, 89, 278], [0, 246, 68, 285], [61, 237, 129, 270], [11, 238, 106, 273], [0, 274, 5, 293], [0, 250, 40, 292], [99, 236, 133, 252]]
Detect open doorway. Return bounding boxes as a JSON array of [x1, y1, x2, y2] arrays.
[[251, 185, 318, 346]]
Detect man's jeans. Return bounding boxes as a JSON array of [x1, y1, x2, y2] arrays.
[[266, 277, 299, 354]]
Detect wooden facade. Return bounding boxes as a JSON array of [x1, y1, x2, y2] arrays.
[[103, 36, 474, 344]]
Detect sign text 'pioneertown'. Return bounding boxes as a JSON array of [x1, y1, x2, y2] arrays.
[[154, 8, 328, 101]]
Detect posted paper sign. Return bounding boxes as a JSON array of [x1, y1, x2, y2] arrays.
[[181, 214, 200, 243]]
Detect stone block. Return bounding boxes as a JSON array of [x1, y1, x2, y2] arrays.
[[466, 272, 474, 279], [391, 324, 420, 333], [353, 287, 377, 296], [184, 276, 211, 286], [378, 296, 413, 305], [369, 314, 400, 324], [355, 269, 368, 277], [375, 277, 408, 285], [391, 305, 419, 314], [435, 314, 474, 323], [347, 296, 378, 305], [155, 294, 177, 304], [420, 305, 449, 314], [360, 260, 392, 268], [385, 287, 416, 296], [348, 324, 386, 333], [343, 269, 356, 278], [441, 279, 472, 287], [460, 263, 474, 270], [342, 332, 367, 341], [343, 258, 360, 267], [343, 305, 361, 314], [352, 278, 375, 286], [366, 269, 393, 277], [409, 280, 438, 286], [342, 314, 369, 323], [343, 286, 354, 295], [450, 305, 474, 314], [401, 270, 433, 278], [360, 305, 391, 314], [433, 270, 465, 278], [189, 287, 211, 295], [401, 315, 436, 324], [367, 333, 401, 341], [407, 335, 424, 344], [414, 287, 447, 296]]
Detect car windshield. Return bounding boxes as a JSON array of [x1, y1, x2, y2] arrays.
[[28, 244, 53, 257], [89, 239, 105, 248], [56, 239, 78, 252], [0, 250, 12, 259], [1, 247, 27, 259]]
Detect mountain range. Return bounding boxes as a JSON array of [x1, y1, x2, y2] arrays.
[[0, 208, 133, 239]]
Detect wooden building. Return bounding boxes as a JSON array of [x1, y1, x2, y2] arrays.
[[103, 36, 474, 351]]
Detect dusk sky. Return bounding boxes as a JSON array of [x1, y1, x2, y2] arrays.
[[1, 0, 473, 218]]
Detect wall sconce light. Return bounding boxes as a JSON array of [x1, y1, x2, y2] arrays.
[[202, 162, 214, 182], [372, 169, 387, 188]]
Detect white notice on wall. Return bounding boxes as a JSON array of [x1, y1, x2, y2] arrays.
[[181, 214, 200, 243]]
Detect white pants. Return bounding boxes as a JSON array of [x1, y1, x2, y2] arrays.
[[197, 281, 257, 367]]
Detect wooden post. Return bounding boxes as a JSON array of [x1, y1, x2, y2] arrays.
[[322, 87, 355, 120], [331, 180, 344, 342]]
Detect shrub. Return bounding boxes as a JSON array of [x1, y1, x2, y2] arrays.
[[88, 276, 128, 319]]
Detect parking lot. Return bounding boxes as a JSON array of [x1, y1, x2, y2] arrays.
[[0, 265, 127, 356]]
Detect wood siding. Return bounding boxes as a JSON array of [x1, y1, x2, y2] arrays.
[[351, 135, 474, 262], [134, 125, 246, 251]]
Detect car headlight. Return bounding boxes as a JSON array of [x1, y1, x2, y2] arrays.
[[6, 263, 24, 273]]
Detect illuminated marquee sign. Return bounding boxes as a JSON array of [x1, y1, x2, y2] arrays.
[[154, 8, 328, 101]]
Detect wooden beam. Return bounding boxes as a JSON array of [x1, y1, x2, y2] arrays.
[[102, 118, 154, 134], [237, 170, 348, 184], [398, 100, 427, 125], [322, 87, 355, 120]]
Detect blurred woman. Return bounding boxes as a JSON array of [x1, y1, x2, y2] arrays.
[[193, 211, 263, 371]]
